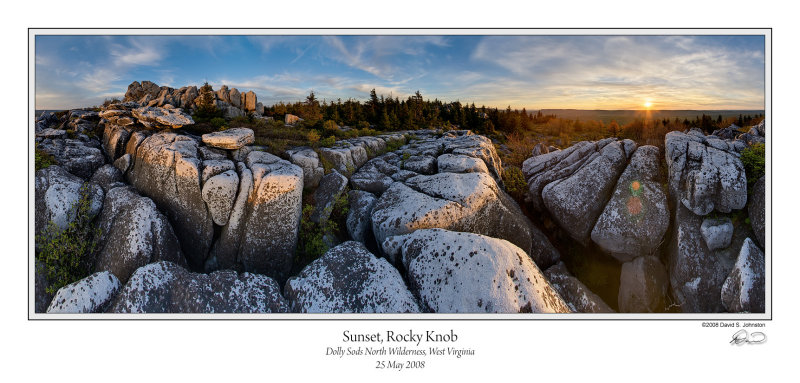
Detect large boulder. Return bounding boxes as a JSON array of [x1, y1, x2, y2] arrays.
[[665, 131, 747, 215], [543, 262, 614, 313], [542, 140, 629, 244], [617, 256, 670, 313], [201, 128, 255, 150], [436, 153, 490, 175], [37, 139, 106, 180], [102, 124, 133, 162], [46, 271, 121, 313], [700, 217, 734, 251], [201, 170, 239, 226], [110, 262, 288, 313], [94, 187, 185, 283], [126, 132, 213, 269], [319, 147, 356, 177], [371, 172, 559, 268], [590, 146, 669, 261], [209, 152, 304, 280], [382, 229, 570, 313], [243, 91, 257, 112], [285, 242, 420, 313], [350, 157, 397, 195], [721, 238, 765, 313], [35, 166, 103, 236], [89, 164, 124, 193], [749, 175, 765, 248], [441, 134, 503, 185]]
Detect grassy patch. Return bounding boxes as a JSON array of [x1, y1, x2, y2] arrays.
[[35, 145, 57, 171], [502, 166, 528, 202], [741, 143, 765, 191]]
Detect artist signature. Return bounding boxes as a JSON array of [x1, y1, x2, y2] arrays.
[[730, 329, 767, 345]]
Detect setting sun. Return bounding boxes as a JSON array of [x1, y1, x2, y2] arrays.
[[644, 100, 653, 108]]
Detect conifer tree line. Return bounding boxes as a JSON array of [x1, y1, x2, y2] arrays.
[[264, 89, 557, 135]]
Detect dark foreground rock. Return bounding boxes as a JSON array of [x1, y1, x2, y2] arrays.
[[617, 256, 670, 313], [382, 229, 570, 313], [285, 242, 420, 313], [543, 262, 614, 313], [110, 261, 288, 313], [721, 238, 765, 313], [749, 175, 766, 249]]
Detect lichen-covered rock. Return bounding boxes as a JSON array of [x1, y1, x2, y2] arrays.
[[749, 175, 765, 248], [721, 238, 765, 313], [102, 124, 133, 161], [37, 139, 106, 180], [350, 158, 397, 194], [700, 217, 734, 250], [442, 134, 503, 185], [590, 145, 669, 261], [201, 128, 255, 150], [109, 261, 288, 313], [319, 147, 356, 177], [46, 271, 121, 313], [346, 190, 377, 243], [310, 170, 348, 224], [90, 164, 124, 193], [113, 153, 132, 175], [542, 141, 629, 244], [287, 147, 324, 188], [371, 172, 559, 268], [209, 152, 304, 280], [531, 142, 549, 157], [382, 229, 570, 313], [403, 155, 437, 175], [95, 190, 185, 283], [35, 166, 104, 236], [667, 204, 737, 312], [285, 241, 420, 313], [618, 256, 669, 313], [665, 130, 747, 215], [543, 262, 614, 313], [437, 153, 489, 175], [126, 132, 213, 269], [201, 170, 239, 226]]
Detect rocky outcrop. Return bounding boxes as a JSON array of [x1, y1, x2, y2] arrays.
[[90, 164, 124, 193], [110, 261, 288, 313], [46, 271, 121, 313], [132, 106, 194, 129], [543, 262, 614, 313], [37, 139, 105, 179], [437, 153, 490, 175], [540, 140, 631, 244], [749, 175, 766, 248], [201, 170, 239, 226], [126, 132, 213, 269], [285, 242, 420, 313], [201, 128, 255, 150], [590, 145, 669, 261], [209, 152, 304, 280], [285, 114, 301, 125], [700, 217, 734, 251], [286, 147, 324, 188], [617, 256, 669, 313], [94, 186, 186, 282], [35, 166, 104, 236], [721, 238, 765, 313], [665, 130, 747, 215], [382, 229, 570, 313], [371, 172, 559, 268]]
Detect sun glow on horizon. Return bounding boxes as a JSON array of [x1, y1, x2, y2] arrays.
[[643, 100, 653, 109]]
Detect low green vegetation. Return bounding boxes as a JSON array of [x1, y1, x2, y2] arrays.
[[294, 190, 350, 269], [741, 142, 766, 192], [502, 166, 528, 203], [35, 145, 56, 171], [35, 183, 101, 294]]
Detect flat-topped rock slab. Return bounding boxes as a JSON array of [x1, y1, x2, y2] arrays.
[[201, 128, 255, 150]]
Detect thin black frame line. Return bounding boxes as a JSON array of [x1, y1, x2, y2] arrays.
[[27, 28, 772, 321]]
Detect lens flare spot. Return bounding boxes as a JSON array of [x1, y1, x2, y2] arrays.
[[627, 196, 643, 215]]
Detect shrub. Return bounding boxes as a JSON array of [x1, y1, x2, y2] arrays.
[[192, 82, 222, 122], [320, 136, 336, 148], [322, 120, 338, 133], [741, 143, 766, 190], [502, 166, 528, 202], [35, 183, 101, 294], [307, 130, 321, 146], [385, 139, 404, 153], [35, 145, 56, 171], [356, 121, 370, 130], [210, 117, 226, 128]]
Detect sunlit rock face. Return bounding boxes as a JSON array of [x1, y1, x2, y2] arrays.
[[382, 229, 570, 313], [721, 238, 765, 313], [591, 145, 670, 262]]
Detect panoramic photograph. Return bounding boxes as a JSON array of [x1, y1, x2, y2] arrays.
[[31, 33, 767, 315]]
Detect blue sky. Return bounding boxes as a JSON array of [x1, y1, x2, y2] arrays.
[[35, 35, 765, 110]]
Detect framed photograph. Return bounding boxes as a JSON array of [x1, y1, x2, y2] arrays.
[[18, 19, 788, 379]]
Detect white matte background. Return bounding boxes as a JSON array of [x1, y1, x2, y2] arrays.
[[2, 1, 795, 381]]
